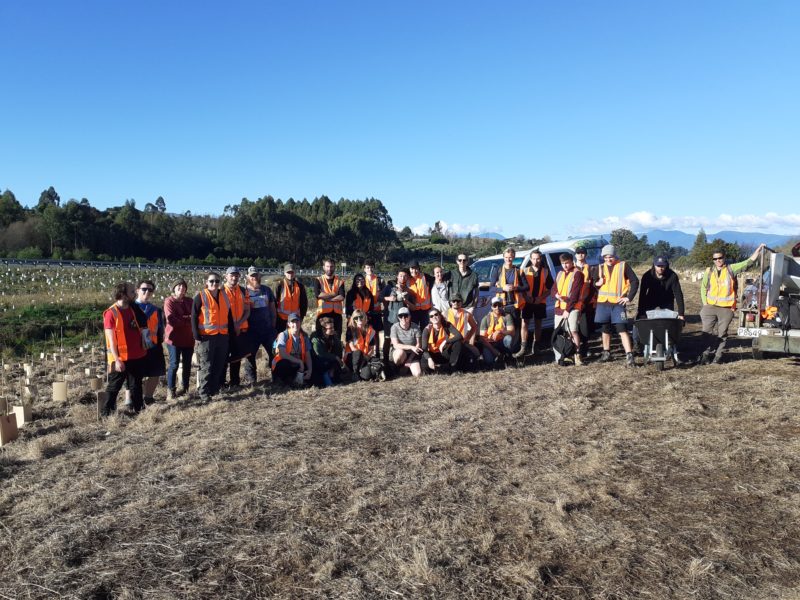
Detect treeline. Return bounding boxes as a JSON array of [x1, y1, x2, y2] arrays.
[[609, 228, 746, 266], [0, 187, 402, 267]]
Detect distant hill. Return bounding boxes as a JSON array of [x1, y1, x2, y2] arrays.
[[473, 232, 505, 240], [640, 229, 796, 249]]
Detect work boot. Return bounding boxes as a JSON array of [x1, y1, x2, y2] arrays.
[[712, 339, 726, 364], [512, 344, 527, 359], [599, 350, 612, 362], [166, 389, 176, 402], [700, 349, 712, 365], [625, 352, 636, 367], [573, 354, 584, 366]]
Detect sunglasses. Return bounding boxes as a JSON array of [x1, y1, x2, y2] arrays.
[[139, 287, 153, 292], [713, 257, 725, 261], [398, 314, 410, 319], [457, 258, 467, 262], [354, 316, 365, 321], [429, 313, 440, 318], [208, 279, 220, 284]]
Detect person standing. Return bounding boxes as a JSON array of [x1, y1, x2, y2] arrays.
[[594, 245, 639, 366], [491, 248, 528, 351], [551, 254, 585, 366], [134, 279, 165, 405], [699, 244, 765, 364], [408, 261, 434, 328], [574, 246, 597, 360], [449, 253, 479, 312], [192, 272, 231, 402], [362, 260, 385, 334], [314, 258, 345, 334], [164, 278, 194, 400], [430, 266, 450, 314], [103, 282, 147, 416], [222, 266, 251, 388], [244, 266, 277, 383], [275, 263, 308, 334], [346, 274, 375, 317], [517, 250, 553, 357], [636, 256, 686, 365]]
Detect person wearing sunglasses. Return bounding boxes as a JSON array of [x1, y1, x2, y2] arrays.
[[381, 269, 418, 364], [699, 243, 766, 364], [131, 279, 165, 406], [274, 263, 308, 334], [448, 254, 479, 312], [345, 309, 383, 381], [102, 282, 147, 416], [272, 313, 312, 386], [479, 296, 516, 368], [421, 308, 464, 374], [191, 272, 232, 402], [389, 306, 423, 377], [446, 293, 481, 367]]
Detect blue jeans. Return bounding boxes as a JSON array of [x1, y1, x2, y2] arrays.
[[166, 344, 194, 391]]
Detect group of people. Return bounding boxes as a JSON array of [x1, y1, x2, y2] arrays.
[[101, 243, 766, 415]]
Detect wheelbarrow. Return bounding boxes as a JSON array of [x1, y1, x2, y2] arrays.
[[634, 314, 684, 371]]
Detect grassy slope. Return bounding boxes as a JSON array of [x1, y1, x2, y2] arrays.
[[1, 283, 799, 599]]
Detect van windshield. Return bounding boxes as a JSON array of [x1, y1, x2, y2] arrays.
[[470, 257, 523, 283]]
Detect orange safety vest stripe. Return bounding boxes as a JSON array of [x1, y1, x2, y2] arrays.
[[496, 266, 525, 309], [555, 270, 577, 310], [199, 289, 231, 335], [447, 308, 466, 334], [271, 333, 307, 369], [353, 293, 373, 314], [317, 276, 343, 315], [225, 285, 250, 331], [705, 266, 736, 307], [597, 261, 630, 304], [484, 312, 507, 336], [427, 325, 448, 353], [105, 304, 142, 364], [411, 275, 432, 311], [525, 267, 549, 304], [349, 326, 376, 355], [277, 280, 301, 318]]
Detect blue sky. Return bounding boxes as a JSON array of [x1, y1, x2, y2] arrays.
[[2, 1, 798, 240]]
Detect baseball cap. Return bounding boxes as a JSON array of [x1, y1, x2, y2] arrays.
[[574, 246, 587, 254], [654, 256, 669, 267], [491, 296, 503, 306], [225, 266, 240, 275], [247, 266, 259, 276], [409, 260, 421, 269], [450, 293, 463, 303], [283, 263, 295, 273], [287, 313, 301, 322], [601, 244, 616, 258], [397, 307, 411, 316]]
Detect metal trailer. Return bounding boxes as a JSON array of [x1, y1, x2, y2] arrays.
[[736, 249, 800, 358]]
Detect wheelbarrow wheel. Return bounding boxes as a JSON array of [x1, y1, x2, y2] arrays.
[[655, 343, 665, 372]]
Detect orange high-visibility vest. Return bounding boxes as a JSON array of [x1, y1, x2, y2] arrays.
[[365, 274, 382, 309], [597, 261, 630, 304], [277, 280, 301, 319], [198, 289, 231, 336], [525, 267, 549, 304], [447, 308, 466, 334], [484, 312, 508, 337], [224, 284, 250, 332], [411, 274, 432, 311], [555, 269, 578, 311], [271, 333, 307, 370], [427, 325, 448, 353], [496, 265, 525, 309], [105, 304, 144, 364], [317, 276, 343, 315], [705, 266, 736, 308], [578, 263, 595, 309], [352, 292, 373, 314], [349, 326, 376, 355]]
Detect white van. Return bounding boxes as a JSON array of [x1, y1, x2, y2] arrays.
[[470, 236, 609, 329]]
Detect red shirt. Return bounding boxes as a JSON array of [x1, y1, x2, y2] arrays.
[[164, 295, 196, 347], [103, 305, 147, 361]]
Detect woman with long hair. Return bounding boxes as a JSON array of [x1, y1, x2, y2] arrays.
[[345, 309, 383, 381]]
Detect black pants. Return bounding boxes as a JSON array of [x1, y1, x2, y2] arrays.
[[424, 340, 463, 372], [105, 357, 145, 416], [273, 359, 302, 385], [196, 335, 229, 398]]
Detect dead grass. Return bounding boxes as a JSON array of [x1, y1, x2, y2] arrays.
[[0, 280, 799, 599]]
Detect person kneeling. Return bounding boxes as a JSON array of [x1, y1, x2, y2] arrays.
[[311, 316, 344, 387], [390, 307, 423, 377], [421, 308, 464, 374], [271, 313, 312, 386], [479, 297, 516, 368], [346, 310, 384, 381]]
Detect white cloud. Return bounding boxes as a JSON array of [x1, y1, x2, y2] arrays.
[[571, 211, 800, 235], [409, 222, 503, 237]]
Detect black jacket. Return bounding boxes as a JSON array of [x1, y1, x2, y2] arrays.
[[637, 267, 685, 317]]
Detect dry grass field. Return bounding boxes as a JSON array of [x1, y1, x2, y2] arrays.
[[1, 279, 799, 599]]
